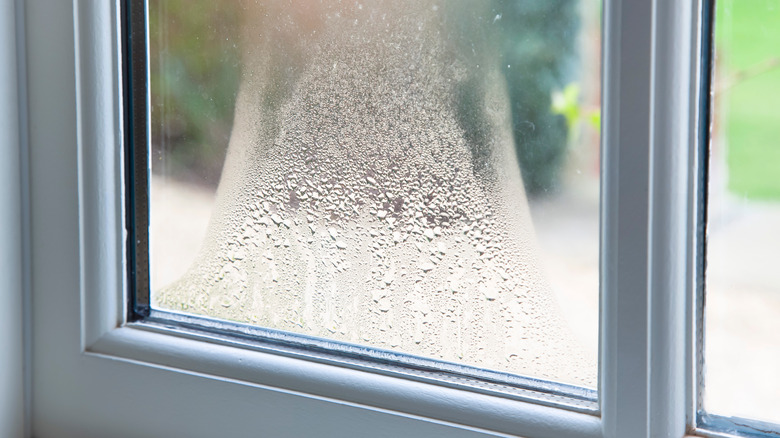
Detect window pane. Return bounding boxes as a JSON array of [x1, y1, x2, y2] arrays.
[[705, 0, 780, 425], [147, 0, 600, 389]]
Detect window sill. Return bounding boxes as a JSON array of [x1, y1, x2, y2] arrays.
[[89, 324, 601, 438]]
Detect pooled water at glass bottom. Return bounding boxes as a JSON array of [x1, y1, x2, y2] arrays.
[[153, 0, 596, 387]]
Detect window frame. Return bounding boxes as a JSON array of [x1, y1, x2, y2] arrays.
[[18, 0, 716, 437], [0, 0, 26, 436], [124, 0, 600, 413]]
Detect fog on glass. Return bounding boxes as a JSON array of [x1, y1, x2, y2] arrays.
[[153, 0, 595, 387]]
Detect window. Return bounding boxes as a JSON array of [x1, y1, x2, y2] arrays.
[[137, 0, 601, 398], [701, 0, 780, 430], [10, 0, 776, 437]]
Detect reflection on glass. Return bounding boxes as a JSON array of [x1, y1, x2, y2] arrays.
[[706, 0, 780, 424], [149, 0, 601, 387]]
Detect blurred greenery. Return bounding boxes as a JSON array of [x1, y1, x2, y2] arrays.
[[494, 0, 581, 196], [551, 82, 600, 143], [149, 0, 241, 186], [150, 1, 583, 195], [715, 0, 780, 200]]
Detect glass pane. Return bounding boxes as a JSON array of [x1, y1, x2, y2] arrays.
[[705, 0, 780, 425], [148, 0, 601, 388]]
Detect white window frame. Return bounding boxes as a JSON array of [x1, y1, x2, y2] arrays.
[[0, 0, 716, 436]]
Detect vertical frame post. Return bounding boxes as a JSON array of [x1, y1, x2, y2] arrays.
[[0, 0, 26, 436], [600, 0, 703, 437]]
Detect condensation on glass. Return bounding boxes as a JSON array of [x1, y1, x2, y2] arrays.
[[704, 0, 780, 425], [148, 0, 601, 388]]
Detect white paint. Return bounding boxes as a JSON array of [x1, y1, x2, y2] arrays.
[[0, 0, 24, 436], [600, 1, 702, 437], [23, 0, 710, 437]]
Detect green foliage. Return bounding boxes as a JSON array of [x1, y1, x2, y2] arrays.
[[151, 1, 583, 195], [149, 0, 242, 185], [494, 0, 580, 196], [587, 110, 601, 131], [715, 0, 780, 200], [551, 82, 600, 144], [551, 83, 582, 132]]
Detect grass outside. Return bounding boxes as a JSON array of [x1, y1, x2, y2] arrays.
[[716, 0, 780, 200]]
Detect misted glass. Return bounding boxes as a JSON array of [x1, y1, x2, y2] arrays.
[[149, 0, 601, 387], [705, 0, 780, 424]]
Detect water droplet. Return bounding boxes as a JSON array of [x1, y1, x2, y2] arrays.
[[378, 297, 391, 312], [413, 327, 423, 344], [481, 285, 498, 301]]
